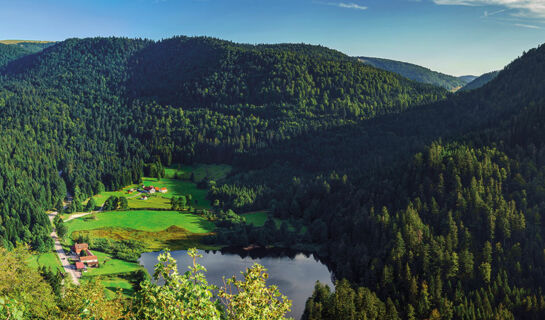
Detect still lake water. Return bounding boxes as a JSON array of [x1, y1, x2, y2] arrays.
[[139, 248, 334, 319]]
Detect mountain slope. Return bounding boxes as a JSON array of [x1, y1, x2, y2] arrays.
[[460, 70, 500, 91], [127, 37, 447, 115], [358, 56, 467, 90], [2, 36, 446, 118], [0, 41, 56, 68], [0, 43, 29, 68], [0, 36, 446, 255], [0, 40, 55, 53], [290, 43, 545, 319], [2, 35, 545, 319], [457, 74, 477, 83]]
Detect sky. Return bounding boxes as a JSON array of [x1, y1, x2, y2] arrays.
[[1, 0, 545, 76]]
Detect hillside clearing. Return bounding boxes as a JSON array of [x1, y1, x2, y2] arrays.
[[66, 210, 215, 235]]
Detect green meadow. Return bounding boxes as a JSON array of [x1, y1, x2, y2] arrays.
[[66, 210, 215, 235], [80, 251, 141, 277], [66, 210, 218, 251], [81, 180, 188, 210], [101, 277, 135, 299], [141, 177, 211, 209], [242, 211, 271, 227], [56, 164, 233, 294], [165, 164, 231, 182], [27, 251, 62, 271], [242, 211, 305, 233], [80, 276, 135, 299]]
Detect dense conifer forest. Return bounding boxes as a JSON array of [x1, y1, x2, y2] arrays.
[[357, 56, 469, 91], [459, 71, 500, 92], [1, 36, 545, 318]]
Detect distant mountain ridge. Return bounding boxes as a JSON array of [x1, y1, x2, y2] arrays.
[[460, 70, 500, 91], [1, 36, 445, 114], [0, 40, 54, 44], [457, 75, 477, 83], [0, 41, 55, 67], [357, 56, 469, 91]]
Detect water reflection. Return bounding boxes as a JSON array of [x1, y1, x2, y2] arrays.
[[139, 248, 334, 319]]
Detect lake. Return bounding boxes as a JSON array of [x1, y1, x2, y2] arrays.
[[139, 248, 334, 319]]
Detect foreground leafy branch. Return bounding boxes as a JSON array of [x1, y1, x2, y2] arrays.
[[130, 248, 292, 319]]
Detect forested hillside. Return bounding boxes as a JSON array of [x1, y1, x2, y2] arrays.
[[457, 75, 477, 83], [295, 45, 545, 319], [2, 35, 545, 319], [0, 40, 55, 53], [0, 36, 445, 254], [0, 41, 53, 67], [460, 70, 500, 92], [0, 44, 31, 68], [358, 56, 468, 90]]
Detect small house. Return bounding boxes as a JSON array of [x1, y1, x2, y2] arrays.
[[79, 249, 99, 267], [160, 187, 168, 193], [72, 243, 89, 255], [72, 243, 99, 268], [141, 195, 148, 200]]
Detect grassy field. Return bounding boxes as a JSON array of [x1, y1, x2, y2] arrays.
[[81, 251, 141, 277], [66, 210, 217, 251], [243, 211, 271, 227], [73, 225, 219, 251], [243, 210, 289, 229], [65, 209, 218, 294], [27, 252, 62, 271], [141, 177, 211, 208], [165, 164, 232, 182], [242, 211, 305, 233], [66, 210, 215, 234], [80, 164, 230, 212], [80, 276, 135, 299], [101, 277, 135, 299], [87, 186, 138, 206], [85, 177, 212, 210], [61, 164, 234, 293]]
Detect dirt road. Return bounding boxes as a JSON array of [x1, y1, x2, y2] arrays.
[[48, 212, 80, 285]]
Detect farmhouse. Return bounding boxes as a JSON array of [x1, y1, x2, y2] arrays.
[[72, 243, 99, 268], [143, 186, 156, 194], [72, 242, 88, 255], [143, 185, 167, 194]]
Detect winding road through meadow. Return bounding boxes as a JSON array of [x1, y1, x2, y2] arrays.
[[47, 203, 105, 285], [48, 211, 80, 285]]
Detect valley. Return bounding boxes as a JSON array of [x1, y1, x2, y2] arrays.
[[1, 34, 545, 319], [49, 163, 301, 299]]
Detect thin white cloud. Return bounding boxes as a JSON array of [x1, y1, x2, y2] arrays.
[[515, 22, 542, 27], [483, 8, 507, 16], [433, 0, 545, 18], [336, 2, 368, 10], [315, 1, 368, 11]]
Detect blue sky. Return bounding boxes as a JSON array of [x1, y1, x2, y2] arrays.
[[1, 0, 544, 76]]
